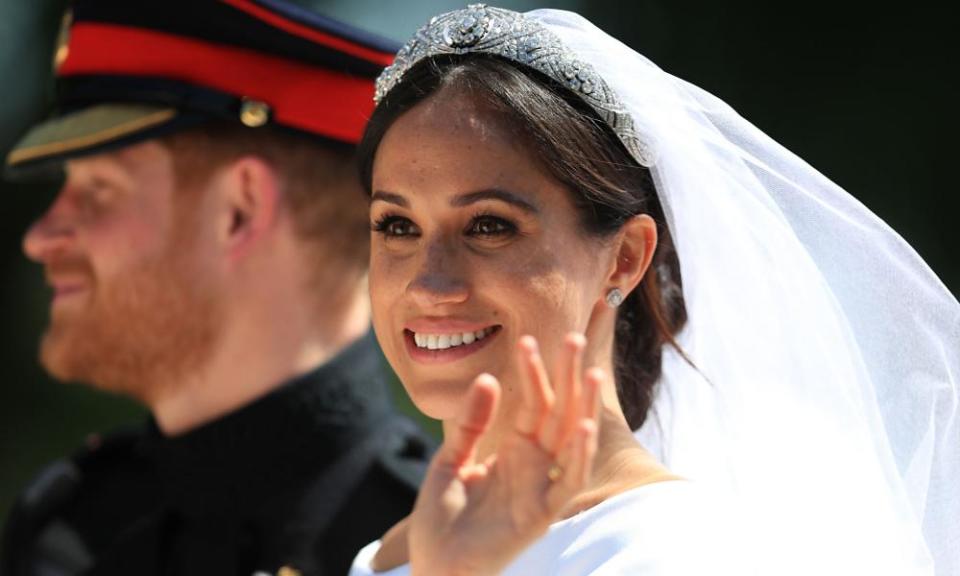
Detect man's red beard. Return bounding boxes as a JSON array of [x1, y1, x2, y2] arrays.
[[39, 235, 223, 403]]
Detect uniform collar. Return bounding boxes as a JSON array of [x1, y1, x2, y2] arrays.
[[142, 330, 394, 511]]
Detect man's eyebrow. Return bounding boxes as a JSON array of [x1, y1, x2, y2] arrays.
[[370, 191, 409, 208], [451, 188, 539, 214]]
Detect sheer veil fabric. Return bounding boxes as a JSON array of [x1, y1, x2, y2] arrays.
[[527, 9, 959, 576]]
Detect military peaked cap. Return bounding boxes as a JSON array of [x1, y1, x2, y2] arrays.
[[6, 0, 398, 174]]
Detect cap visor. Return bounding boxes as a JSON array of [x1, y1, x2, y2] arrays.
[[6, 103, 178, 171]]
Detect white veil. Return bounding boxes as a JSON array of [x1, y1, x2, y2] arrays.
[[528, 9, 958, 576]]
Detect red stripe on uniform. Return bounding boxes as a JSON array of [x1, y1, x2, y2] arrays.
[[221, 0, 394, 67], [60, 23, 377, 143]]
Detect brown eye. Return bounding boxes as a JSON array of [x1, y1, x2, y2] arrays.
[[373, 215, 420, 238], [468, 215, 515, 237]]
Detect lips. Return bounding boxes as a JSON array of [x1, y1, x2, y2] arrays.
[[46, 264, 93, 301], [48, 278, 90, 303], [53, 283, 86, 294]]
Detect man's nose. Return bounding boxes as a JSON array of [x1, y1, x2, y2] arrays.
[[22, 189, 76, 263]]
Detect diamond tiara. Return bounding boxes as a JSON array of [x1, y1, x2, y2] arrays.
[[373, 4, 654, 166]]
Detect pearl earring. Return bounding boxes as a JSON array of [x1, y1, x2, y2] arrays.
[[605, 288, 624, 308]]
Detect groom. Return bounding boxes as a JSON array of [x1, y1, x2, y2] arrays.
[[1, 1, 430, 575]]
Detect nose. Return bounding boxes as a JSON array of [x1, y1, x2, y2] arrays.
[[23, 188, 76, 263], [406, 236, 470, 308]]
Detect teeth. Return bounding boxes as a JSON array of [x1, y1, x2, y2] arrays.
[[412, 327, 494, 349]]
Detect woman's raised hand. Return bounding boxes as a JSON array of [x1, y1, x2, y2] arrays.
[[408, 333, 604, 576]]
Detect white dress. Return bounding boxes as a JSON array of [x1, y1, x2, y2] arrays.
[[348, 480, 749, 576]]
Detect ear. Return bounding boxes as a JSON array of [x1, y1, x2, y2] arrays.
[[603, 214, 658, 300], [213, 156, 282, 261]]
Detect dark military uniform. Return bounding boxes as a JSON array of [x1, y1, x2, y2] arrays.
[[0, 0, 428, 576], [2, 2, 429, 574], [1, 333, 432, 575]]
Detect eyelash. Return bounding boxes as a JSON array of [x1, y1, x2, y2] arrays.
[[467, 211, 517, 237], [371, 213, 418, 237], [371, 211, 518, 239]]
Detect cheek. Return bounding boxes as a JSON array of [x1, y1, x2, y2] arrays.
[[510, 260, 602, 381], [495, 244, 589, 335], [368, 248, 409, 353], [369, 247, 404, 308], [512, 271, 582, 343], [90, 196, 176, 265], [84, 226, 162, 283]]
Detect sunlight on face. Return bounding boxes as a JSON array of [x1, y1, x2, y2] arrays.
[[369, 91, 611, 421]]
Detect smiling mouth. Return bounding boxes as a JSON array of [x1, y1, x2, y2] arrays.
[[403, 325, 502, 363]]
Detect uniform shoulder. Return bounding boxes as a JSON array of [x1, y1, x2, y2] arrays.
[[6, 426, 148, 527], [314, 415, 435, 576], [1, 425, 154, 575]]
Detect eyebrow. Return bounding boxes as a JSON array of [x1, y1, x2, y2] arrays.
[[371, 188, 540, 214], [370, 191, 409, 207], [451, 188, 539, 214]]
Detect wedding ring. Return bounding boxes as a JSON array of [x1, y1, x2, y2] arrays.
[[547, 463, 564, 482]]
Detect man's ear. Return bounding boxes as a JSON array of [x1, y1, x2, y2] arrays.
[[604, 214, 658, 297], [213, 155, 282, 260]]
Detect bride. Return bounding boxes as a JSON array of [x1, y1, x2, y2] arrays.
[[349, 6, 959, 575]]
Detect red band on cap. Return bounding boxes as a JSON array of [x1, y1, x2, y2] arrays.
[[221, 0, 394, 67], [60, 23, 380, 143]]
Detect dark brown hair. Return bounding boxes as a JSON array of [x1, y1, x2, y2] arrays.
[[359, 56, 687, 430]]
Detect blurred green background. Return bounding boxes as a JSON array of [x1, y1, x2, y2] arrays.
[[2, 0, 956, 520]]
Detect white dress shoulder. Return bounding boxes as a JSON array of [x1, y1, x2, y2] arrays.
[[349, 480, 749, 576]]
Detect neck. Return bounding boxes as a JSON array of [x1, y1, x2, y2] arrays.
[[562, 408, 677, 517], [149, 281, 370, 436]]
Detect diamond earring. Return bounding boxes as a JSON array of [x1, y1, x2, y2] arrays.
[[605, 288, 624, 308]]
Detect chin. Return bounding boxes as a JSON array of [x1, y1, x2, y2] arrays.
[[401, 373, 476, 421], [39, 328, 78, 380], [39, 322, 154, 400]]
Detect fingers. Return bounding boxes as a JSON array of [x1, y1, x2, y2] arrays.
[[546, 361, 605, 513], [559, 334, 587, 438], [582, 367, 604, 425], [439, 373, 501, 469], [557, 368, 603, 485], [547, 419, 598, 513], [514, 336, 554, 436], [540, 333, 586, 453]]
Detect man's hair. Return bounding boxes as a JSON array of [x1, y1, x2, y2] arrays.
[[159, 123, 369, 287]]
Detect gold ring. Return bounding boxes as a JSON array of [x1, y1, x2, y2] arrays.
[[547, 463, 564, 482]]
